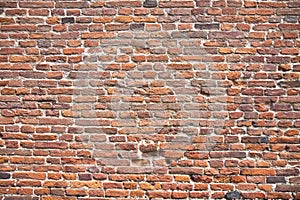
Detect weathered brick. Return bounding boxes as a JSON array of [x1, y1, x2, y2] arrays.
[[195, 23, 219, 30], [0, 0, 299, 198], [130, 23, 144, 31], [276, 168, 299, 176], [0, 172, 10, 179], [148, 191, 171, 199], [1, 25, 36, 32], [106, 189, 129, 197], [19, 1, 54, 8], [143, 0, 157, 8], [159, 1, 194, 8], [241, 168, 276, 176], [56, 2, 89, 8], [62, 17, 74, 24], [276, 185, 300, 192], [13, 172, 46, 180], [267, 176, 286, 183]]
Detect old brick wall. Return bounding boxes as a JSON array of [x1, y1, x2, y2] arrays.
[[0, 0, 300, 199]]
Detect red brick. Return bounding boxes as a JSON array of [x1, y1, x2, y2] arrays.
[[242, 192, 266, 199], [267, 192, 292, 199], [81, 32, 115, 39], [35, 142, 68, 149], [172, 191, 188, 199], [190, 191, 210, 198], [1, 1, 300, 199], [5, 9, 26, 16], [241, 168, 276, 176], [19, 1, 54, 8], [13, 172, 46, 180], [148, 191, 171, 199], [106, 1, 142, 7], [1, 25, 36, 32], [159, 1, 194, 8], [0, 17, 15, 24], [106, 189, 129, 197]]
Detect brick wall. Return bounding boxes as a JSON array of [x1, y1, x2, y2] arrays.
[[0, 0, 300, 199]]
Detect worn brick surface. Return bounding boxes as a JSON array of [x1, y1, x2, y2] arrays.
[[0, 0, 300, 199]]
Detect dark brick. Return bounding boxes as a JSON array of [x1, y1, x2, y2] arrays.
[[79, 173, 92, 180], [37, 40, 51, 48], [195, 23, 219, 30], [225, 191, 241, 200], [276, 168, 299, 176], [278, 81, 300, 88], [0, 172, 10, 179], [130, 23, 144, 31], [284, 16, 298, 23], [143, 0, 157, 8], [242, 136, 269, 144], [62, 17, 74, 24], [276, 185, 300, 192], [267, 176, 286, 183], [50, 189, 65, 196], [293, 64, 300, 71]]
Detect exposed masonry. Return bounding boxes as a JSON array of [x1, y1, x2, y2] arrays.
[[0, 0, 300, 199]]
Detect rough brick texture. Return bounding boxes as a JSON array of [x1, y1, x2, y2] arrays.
[[0, 0, 300, 199]]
